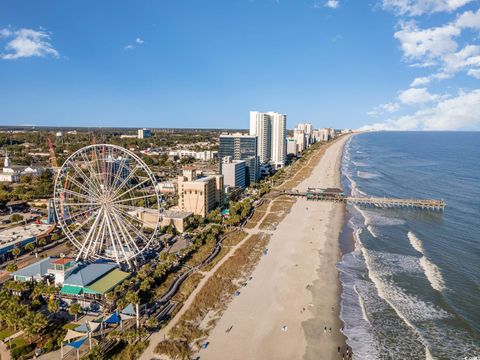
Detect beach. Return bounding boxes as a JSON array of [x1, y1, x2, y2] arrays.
[[199, 135, 351, 360]]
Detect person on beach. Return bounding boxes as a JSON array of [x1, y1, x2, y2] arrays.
[[324, 326, 327, 333]]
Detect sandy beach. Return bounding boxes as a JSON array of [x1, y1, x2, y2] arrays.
[[199, 135, 351, 360]]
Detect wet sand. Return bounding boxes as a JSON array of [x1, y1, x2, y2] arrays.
[[200, 135, 351, 360]]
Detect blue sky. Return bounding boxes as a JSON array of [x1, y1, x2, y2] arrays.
[[0, 0, 479, 130]]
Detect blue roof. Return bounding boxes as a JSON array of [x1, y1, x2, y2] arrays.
[[63, 262, 117, 287], [12, 257, 52, 279]]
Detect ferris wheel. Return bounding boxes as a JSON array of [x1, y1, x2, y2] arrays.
[[53, 144, 161, 266]]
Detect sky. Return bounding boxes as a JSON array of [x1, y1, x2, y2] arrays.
[[0, 0, 479, 130]]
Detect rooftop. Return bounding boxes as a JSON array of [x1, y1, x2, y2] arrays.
[[84, 268, 131, 295], [63, 262, 117, 287], [163, 210, 193, 220], [0, 223, 51, 247], [51, 258, 74, 265], [12, 257, 52, 279]]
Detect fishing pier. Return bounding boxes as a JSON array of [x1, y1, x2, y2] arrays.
[[284, 188, 445, 211]]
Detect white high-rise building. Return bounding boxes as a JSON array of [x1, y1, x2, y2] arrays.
[[249, 111, 287, 168], [296, 123, 314, 144], [249, 111, 271, 164], [286, 137, 297, 156], [269, 112, 286, 168], [294, 129, 307, 152]]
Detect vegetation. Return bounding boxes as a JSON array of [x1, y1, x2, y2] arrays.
[[155, 339, 192, 360], [167, 232, 270, 349]]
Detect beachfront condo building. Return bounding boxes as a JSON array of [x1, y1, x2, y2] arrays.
[[218, 134, 259, 185], [178, 168, 224, 217], [221, 157, 247, 189], [249, 111, 287, 168], [296, 123, 314, 144]]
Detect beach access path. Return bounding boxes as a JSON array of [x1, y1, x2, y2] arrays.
[[199, 135, 350, 360]]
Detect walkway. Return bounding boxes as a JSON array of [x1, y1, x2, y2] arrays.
[[139, 201, 275, 360]]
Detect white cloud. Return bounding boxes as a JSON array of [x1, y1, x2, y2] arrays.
[[325, 0, 339, 9], [394, 22, 460, 62], [361, 89, 480, 131], [367, 102, 401, 116], [456, 8, 480, 28], [411, 76, 431, 86], [0, 28, 59, 60], [382, 0, 473, 16], [467, 68, 480, 78], [124, 37, 145, 50], [398, 87, 440, 104]]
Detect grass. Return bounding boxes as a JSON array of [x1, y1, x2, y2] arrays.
[[172, 272, 204, 303], [0, 328, 15, 340], [202, 231, 248, 272], [167, 232, 271, 347], [63, 323, 79, 330], [270, 199, 296, 213], [222, 230, 248, 247], [9, 335, 28, 349], [244, 211, 265, 228]]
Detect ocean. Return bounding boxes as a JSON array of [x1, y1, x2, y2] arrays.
[[338, 132, 480, 359]]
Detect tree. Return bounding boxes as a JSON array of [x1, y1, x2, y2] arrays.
[[21, 311, 48, 343], [10, 213, 23, 223], [48, 297, 60, 313], [24, 242, 35, 252], [50, 233, 60, 242], [5, 263, 17, 272], [69, 303, 82, 321], [11, 247, 21, 260], [38, 238, 47, 248]]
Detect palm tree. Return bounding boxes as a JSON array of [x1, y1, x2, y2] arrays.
[[69, 303, 82, 321], [48, 296, 60, 314], [11, 247, 21, 261], [125, 291, 140, 328], [24, 242, 35, 253], [21, 311, 48, 343]]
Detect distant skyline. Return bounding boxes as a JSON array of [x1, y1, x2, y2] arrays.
[[0, 0, 479, 131]]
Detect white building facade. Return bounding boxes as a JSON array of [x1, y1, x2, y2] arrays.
[[249, 111, 287, 168]]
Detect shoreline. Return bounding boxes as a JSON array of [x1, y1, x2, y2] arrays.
[[199, 135, 352, 360]]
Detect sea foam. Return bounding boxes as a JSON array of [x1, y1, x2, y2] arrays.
[[408, 232, 446, 292]]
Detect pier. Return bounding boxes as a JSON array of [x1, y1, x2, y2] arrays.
[[283, 188, 445, 211]]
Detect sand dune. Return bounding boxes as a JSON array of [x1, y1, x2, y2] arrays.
[[200, 136, 351, 360]]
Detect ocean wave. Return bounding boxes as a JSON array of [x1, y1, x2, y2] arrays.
[[367, 250, 423, 276], [361, 209, 406, 226], [408, 231, 424, 254], [367, 225, 378, 238], [353, 161, 367, 167], [419, 256, 446, 292], [357, 170, 380, 179], [408, 232, 446, 292], [354, 285, 371, 326]]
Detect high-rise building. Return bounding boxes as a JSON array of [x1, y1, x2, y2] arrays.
[[249, 111, 271, 164], [219, 134, 259, 185], [286, 137, 297, 156], [249, 111, 287, 168], [314, 128, 335, 142], [221, 157, 246, 189], [296, 123, 314, 144], [177, 168, 224, 217], [270, 112, 287, 168], [138, 128, 152, 139], [294, 129, 307, 152]]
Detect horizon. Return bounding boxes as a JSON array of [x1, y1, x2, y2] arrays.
[[1, 1, 480, 131]]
